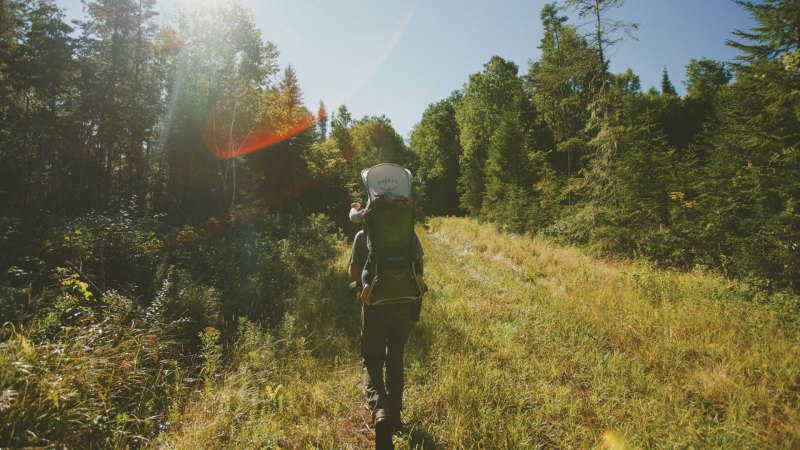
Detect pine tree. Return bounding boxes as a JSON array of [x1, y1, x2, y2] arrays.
[[661, 66, 678, 95], [456, 56, 527, 216], [694, 0, 800, 289], [0, 1, 77, 213], [249, 63, 315, 203], [527, 2, 595, 195], [685, 58, 731, 103], [728, 0, 800, 70], [330, 104, 354, 159], [482, 112, 529, 229], [316, 100, 328, 142]]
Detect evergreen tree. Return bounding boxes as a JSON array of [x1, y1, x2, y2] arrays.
[[0, 1, 76, 214], [685, 58, 731, 104], [272, 65, 309, 130], [330, 104, 354, 159], [250, 64, 315, 204], [728, 0, 800, 70], [661, 66, 678, 95], [641, 82, 692, 152], [695, 0, 800, 289], [75, 0, 161, 210], [564, 0, 638, 98], [680, 58, 732, 159], [456, 56, 527, 216], [527, 2, 595, 195], [482, 112, 530, 230], [316, 100, 328, 142], [0, 0, 27, 120]]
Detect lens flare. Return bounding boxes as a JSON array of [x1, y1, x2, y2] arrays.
[[202, 113, 318, 160]]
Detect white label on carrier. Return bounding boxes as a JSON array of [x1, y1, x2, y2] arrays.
[[377, 178, 400, 191]]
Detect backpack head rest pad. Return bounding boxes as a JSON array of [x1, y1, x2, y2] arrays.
[[361, 163, 413, 201]]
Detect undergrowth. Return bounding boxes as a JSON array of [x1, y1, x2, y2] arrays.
[[0, 211, 342, 448]]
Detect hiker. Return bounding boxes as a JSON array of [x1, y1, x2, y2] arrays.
[[347, 164, 426, 450]]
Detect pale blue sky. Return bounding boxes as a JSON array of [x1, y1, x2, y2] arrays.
[[59, 0, 756, 138]]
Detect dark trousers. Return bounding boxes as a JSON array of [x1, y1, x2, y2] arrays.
[[360, 302, 414, 423]]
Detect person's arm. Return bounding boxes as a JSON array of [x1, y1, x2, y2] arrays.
[[348, 231, 367, 283], [415, 258, 427, 294], [413, 232, 424, 276], [349, 263, 363, 283]]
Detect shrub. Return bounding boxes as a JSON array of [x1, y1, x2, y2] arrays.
[[0, 290, 184, 448]]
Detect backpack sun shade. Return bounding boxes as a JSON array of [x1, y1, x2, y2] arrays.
[[360, 164, 423, 305]]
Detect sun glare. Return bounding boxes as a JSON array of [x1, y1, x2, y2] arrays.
[[172, 0, 225, 10]]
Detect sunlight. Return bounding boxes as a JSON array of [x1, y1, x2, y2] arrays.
[[172, 0, 225, 10], [332, 5, 416, 107]]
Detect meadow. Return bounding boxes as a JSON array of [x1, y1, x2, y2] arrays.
[[160, 217, 799, 448]]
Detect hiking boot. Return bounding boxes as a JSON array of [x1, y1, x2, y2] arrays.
[[387, 412, 406, 434], [374, 416, 394, 450], [392, 418, 407, 435]]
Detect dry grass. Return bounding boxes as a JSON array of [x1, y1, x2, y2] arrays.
[[406, 217, 799, 448], [159, 217, 799, 448]]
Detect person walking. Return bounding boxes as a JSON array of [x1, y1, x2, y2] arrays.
[[347, 164, 426, 450], [348, 229, 423, 449]]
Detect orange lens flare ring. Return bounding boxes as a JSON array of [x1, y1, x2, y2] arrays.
[[203, 113, 318, 159]]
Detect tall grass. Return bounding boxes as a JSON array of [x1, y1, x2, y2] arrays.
[[0, 290, 187, 448], [0, 212, 344, 448], [403, 217, 798, 448], [159, 217, 798, 448], [156, 252, 374, 449]]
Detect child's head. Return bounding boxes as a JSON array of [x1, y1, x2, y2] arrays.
[[349, 203, 364, 224]]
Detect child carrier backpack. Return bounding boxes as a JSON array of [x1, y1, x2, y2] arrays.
[[361, 164, 423, 305]]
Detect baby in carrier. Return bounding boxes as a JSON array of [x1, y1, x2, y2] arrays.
[[349, 201, 366, 224]]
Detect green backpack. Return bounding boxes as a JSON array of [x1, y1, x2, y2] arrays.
[[360, 164, 423, 305]]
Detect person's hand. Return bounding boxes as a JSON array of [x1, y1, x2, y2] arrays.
[[416, 274, 428, 294], [351, 202, 361, 211], [360, 284, 371, 304]]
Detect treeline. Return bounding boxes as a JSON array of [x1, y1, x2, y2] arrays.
[[0, 0, 417, 294], [0, 0, 413, 222], [0, 1, 412, 446], [411, 0, 799, 292]]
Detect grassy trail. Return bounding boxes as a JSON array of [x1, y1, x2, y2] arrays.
[[404, 218, 798, 448], [162, 217, 799, 448]]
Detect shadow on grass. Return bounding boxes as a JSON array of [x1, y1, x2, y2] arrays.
[[290, 264, 363, 355], [401, 423, 438, 449]]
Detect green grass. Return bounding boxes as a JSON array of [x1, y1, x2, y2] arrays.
[[160, 217, 799, 448]]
